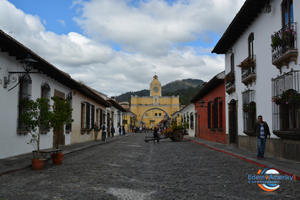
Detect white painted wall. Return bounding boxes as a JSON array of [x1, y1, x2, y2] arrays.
[[0, 51, 71, 159], [224, 0, 300, 139], [179, 103, 195, 137]]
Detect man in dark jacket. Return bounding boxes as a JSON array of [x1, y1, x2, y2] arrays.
[[253, 115, 270, 159]]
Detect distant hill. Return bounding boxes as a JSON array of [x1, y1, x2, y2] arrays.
[[115, 78, 204, 105]]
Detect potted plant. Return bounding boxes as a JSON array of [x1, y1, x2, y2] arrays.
[[237, 57, 255, 70], [49, 96, 73, 165], [271, 33, 281, 48], [20, 97, 52, 170]]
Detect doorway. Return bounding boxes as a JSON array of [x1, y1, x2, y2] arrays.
[[228, 99, 238, 145]]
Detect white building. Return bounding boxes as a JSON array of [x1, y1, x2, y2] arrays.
[[178, 103, 196, 137], [0, 29, 112, 159], [212, 0, 300, 161], [0, 30, 73, 158]]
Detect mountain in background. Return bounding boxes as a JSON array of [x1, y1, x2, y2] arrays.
[[115, 78, 204, 105]]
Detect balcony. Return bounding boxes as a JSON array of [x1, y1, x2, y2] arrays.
[[271, 22, 298, 72], [225, 72, 235, 94], [237, 56, 256, 86]]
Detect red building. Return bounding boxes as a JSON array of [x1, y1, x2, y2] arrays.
[[191, 71, 226, 144]]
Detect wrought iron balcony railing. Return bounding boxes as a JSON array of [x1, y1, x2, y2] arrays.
[[241, 56, 256, 79], [271, 22, 298, 71], [225, 72, 235, 94]]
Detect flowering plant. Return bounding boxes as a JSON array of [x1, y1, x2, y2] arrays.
[[237, 57, 255, 69], [271, 89, 300, 105], [242, 104, 256, 113], [225, 73, 235, 82]]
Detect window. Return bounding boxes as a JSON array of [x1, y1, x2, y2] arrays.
[[213, 98, 219, 128], [248, 33, 254, 59], [41, 82, 51, 132], [18, 74, 32, 130], [190, 112, 194, 129], [274, 90, 299, 131], [159, 113, 161, 116], [242, 90, 256, 133], [41, 82, 50, 100], [282, 0, 293, 26], [81, 102, 93, 130], [219, 101, 223, 128], [155, 113, 157, 116], [207, 101, 211, 128], [272, 70, 300, 134]]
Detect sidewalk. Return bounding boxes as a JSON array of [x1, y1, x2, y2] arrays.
[[184, 136, 300, 180], [0, 133, 132, 176]]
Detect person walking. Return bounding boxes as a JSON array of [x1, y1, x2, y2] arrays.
[[118, 125, 122, 135], [111, 124, 115, 137], [122, 125, 125, 135], [93, 121, 99, 141], [253, 115, 270, 159], [101, 122, 107, 141], [153, 127, 159, 144]]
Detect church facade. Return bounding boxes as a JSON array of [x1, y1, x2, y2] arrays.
[[130, 75, 180, 128]]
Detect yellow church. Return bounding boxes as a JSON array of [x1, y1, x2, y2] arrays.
[[130, 75, 180, 128]]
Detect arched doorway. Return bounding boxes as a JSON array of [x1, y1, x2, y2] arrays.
[[228, 99, 238, 145], [140, 108, 170, 128]]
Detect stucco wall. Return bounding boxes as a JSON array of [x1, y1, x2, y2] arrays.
[[0, 51, 71, 159], [224, 0, 300, 139], [71, 91, 106, 144], [195, 82, 226, 144]]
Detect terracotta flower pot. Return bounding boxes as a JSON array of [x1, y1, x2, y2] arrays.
[[51, 153, 64, 165], [31, 158, 45, 170]]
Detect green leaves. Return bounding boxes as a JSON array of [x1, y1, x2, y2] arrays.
[[19, 96, 74, 157]]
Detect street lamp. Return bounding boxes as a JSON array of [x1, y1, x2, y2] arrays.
[[4, 55, 38, 91]]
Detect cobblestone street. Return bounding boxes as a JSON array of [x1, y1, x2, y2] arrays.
[[0, 133, 299, 200]]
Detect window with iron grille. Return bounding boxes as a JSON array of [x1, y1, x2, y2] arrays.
[[40, 82, 51, 132], [190, 112, 194, 129], [242, 90, 256, 133], [81, 102, 92, 129], [18, 74, 32, 130], [219, 100, 223, 128], [90, 104, 95, 131], [213, 98, 219, 128], [272, 70, 300, 132]]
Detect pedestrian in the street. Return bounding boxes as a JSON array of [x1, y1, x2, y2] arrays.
[[122, 125, 125, 135], [93, 121, 99, 141], [111, 124, 115, 137], [253, 115, 270, 159], [153, 127, 159, 144], [118, 125, 122, 135], [139, 126, 142, 133], [101, 122, 107, 141]]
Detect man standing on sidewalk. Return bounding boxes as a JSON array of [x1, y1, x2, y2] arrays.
[[101, 122, 107, 141], [253, 115, 270, 159]]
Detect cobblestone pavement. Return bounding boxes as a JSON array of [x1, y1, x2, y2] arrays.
[[0, 134, 299, 200]]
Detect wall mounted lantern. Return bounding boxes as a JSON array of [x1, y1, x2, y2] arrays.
[[263, 0, 271, 13], [4, 55, 39, 91], [199, 99, 207, 107]]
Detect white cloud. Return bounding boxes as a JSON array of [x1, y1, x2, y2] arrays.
[[57, 19, 66, 27], [42, 19, 47, 25], [0, 0, 245, 97]]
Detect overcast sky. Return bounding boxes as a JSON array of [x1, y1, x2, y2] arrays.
[[0, 0, 245, 97]]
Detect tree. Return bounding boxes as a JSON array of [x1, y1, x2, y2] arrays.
[[50, 96, 73, 149], [20, 97, 52, 159]]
